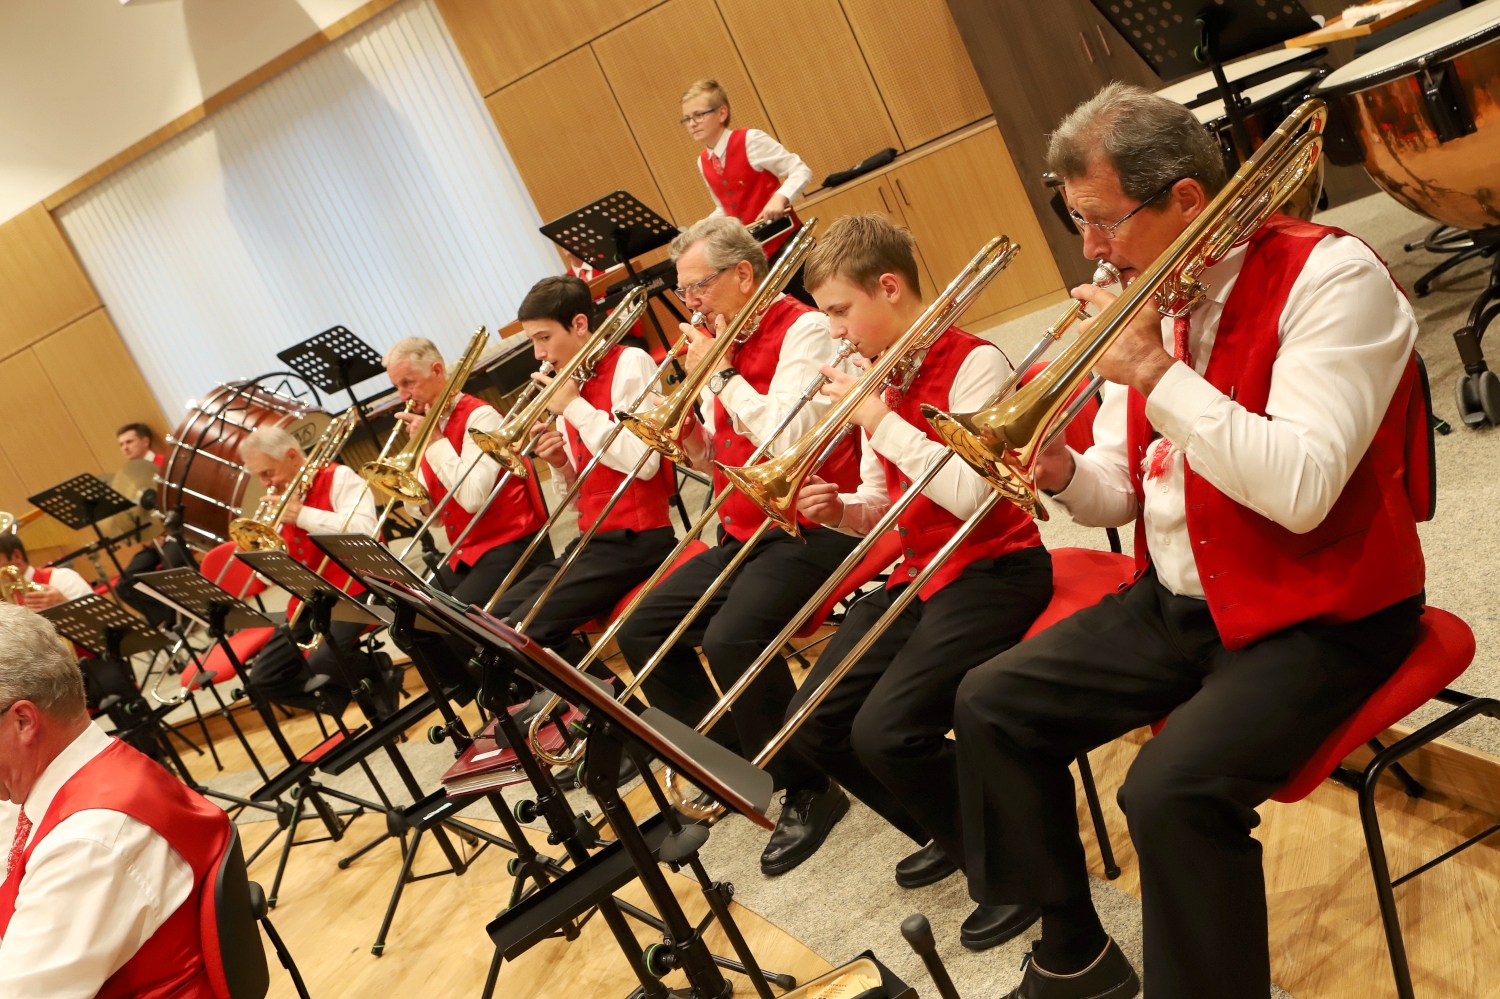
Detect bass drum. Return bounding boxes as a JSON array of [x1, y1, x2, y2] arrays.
[[159, 381, 328, 550], [1315, 0, 1500, 233]]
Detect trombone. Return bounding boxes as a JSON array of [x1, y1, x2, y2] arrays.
[[228, 406, 360, 552]]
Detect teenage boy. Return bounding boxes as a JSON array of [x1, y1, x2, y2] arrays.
[[771, 214, 1053, 953], [490, 276, 677, 670]]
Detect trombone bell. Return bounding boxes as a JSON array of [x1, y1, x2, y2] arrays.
[[228, 519, 288, 552], [714, 452, 802, 537], [361, 460, 430, 504], [923, 407, 1049, 521]]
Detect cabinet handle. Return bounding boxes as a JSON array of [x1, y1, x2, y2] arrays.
[[1095, 25, 1112, 56], [878, 184, 893, 214], [1079, 32, 1094, 63], [895, 177, 911, 207]]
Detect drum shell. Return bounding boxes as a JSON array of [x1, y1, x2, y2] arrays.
[[159, 383, 328, 550], [1321, 34, 1500, 232]]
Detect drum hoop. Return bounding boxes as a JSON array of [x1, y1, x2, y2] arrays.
[[1317, 20, 1500, 98]]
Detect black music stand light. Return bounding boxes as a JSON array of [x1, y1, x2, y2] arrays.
[[133, 566, 390, 905], [28, 473, 137, 586], [1089, 0, 1320, 155], [278, 325, 387, 438]]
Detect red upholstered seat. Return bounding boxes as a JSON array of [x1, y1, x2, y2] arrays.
[[581, 538, 711, 633], [1023, 547, 1135, 641], [200, 541, 267, 602], [794, 531, 905, 639], [188, 627, 276, 688]]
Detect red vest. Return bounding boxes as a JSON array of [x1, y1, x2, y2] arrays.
[[881, 329, 1043, 598], [279, 464, 361, 600], [29, 567, 51, 588], [699, 129, 802, 257], [712, 297, 862, 542], [151, 452, 165, 470], [0, 739, 230, 999], [566, 345, 675, 534], [1124, 216, 1427, 649], [421, 393, 547, 569]]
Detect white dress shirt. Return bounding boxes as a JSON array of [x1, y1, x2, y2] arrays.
[[293, 462, 377, 536], [0, 723, 195, 999], [837, 346, 1010, 535], [552, 346, 663, 507], [419, 402, 504, 515], [1051, 235, 1418, 598], [25, 564, 93, 602], [703, 129, 813, 218], [686, 300, 845, 468]]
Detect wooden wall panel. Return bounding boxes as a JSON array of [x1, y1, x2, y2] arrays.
[[715, 0, 900, 189], [0, 447, 31, 519], [592, 0, 775, 224], [0, 349, 101, 499], [840, 0, 992, 149], [433, 0, 660, 97], [0, 205, 101, 360], [32, 308, 169, 474], [486, 47, 670, 225]]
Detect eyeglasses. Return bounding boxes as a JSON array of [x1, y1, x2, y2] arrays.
[[674, 268, 728, 299], [1067, 179, 1182, 240], [679, 107, 724, 127]]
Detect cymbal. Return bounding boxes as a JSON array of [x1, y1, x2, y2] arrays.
[[99, 460, 162, 543]]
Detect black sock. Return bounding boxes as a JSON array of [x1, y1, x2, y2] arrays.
[[1035, 899, 1107, 975]]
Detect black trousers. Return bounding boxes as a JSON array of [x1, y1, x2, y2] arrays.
[[783, 547, 1052, 862], [435, 535, 557, 608], [617, 525, 860, 789], [492, 526, 677, 665], [246, 618, 374, 714], [954, 567, 1422, 999], [118, 547, 173, 627]]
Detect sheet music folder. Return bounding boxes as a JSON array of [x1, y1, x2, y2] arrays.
[[360, 575, 775, 828], [233, 550, 383, 627], [39, 595, 169, 658], [132, 568, 272, 632]]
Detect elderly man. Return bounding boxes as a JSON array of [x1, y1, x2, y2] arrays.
[[953, 83, 1425, 998], [0, 604, 230, 998], [237, 426, 396, 716], [614, 216, 864, 874]]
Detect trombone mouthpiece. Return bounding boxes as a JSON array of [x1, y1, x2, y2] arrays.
[[1092, 259, 1122, 287]]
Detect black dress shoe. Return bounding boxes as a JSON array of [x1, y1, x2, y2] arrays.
[[759, 784, 850, 876], [960, 903, 1042, 952], [1005, 938, 1139, 999], [895, 841, 959, 888]]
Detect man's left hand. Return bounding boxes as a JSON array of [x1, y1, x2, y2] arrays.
[[532, 369, 581, 415], [684, 317, 733, 376], [755, 194, 791, 222], [820, 356, 889, 433], [276, 492, 303, 526], [1072, 284, 1177, 397], [23, 586, 67, 611]]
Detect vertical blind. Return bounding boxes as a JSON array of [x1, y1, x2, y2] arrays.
[[58, 0, 559, 425]]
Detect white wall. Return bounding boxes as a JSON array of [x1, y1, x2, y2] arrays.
[[56, 0, 559, 424], [0, 0, 371, 224]]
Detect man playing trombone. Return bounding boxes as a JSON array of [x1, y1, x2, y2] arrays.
[[614, 218, 862, 836], [954, 84, 1425, 999], [490, 276, 677, 670], [772, 215, 1052, 948]]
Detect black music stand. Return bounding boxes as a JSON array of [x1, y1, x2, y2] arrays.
[[366, 575, 797, 999], [278, 325, 386, 438], [542, 191, 684, 360], [1089, 0, 1319, 156], [28, 474, 137, 586], [133, 567, 390, 905]]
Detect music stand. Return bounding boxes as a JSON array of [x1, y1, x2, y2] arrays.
[[1089, 0, 1320, 155], [542, 191, 682, 359], [364, 576, 791, 999], [277, 325, 387, 438], [29, 473, 137, 584]]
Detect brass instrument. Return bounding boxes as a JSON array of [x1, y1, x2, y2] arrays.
[[0, 511, 14, 534], [470, 287, 649, 476], [926, 99, 1327, 520], [363, 328, 490, 503], [618, 221, 819, 464], [0, 564, 43, 605], [228, 407, 360, 551]]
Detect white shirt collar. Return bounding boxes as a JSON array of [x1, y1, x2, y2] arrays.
[[145, 450, 159, 463], [710, 129, 731, 161], [20, 723, 112, 841], [23, 565, 35, 583]]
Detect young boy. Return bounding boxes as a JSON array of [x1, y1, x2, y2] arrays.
[[681, 79, 811, 262], [490, 276, 678, 671], [768, 214, 1054, 953]]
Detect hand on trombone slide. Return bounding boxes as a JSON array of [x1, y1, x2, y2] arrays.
[[528, 420, 569, 470], [794, 474, 844, 530]]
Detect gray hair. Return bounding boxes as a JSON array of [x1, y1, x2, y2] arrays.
[[1047, 82, 1227, 205], [383, 337, 445, 370], [238, 426, 303, 462], [670, 217, 769, 282], [0, 604, 86, 716]]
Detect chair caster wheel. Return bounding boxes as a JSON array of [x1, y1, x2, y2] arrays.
[[507, 857, 520, 876], [1455, 369, 1500, 427], [427, 725, 446, 745], [643, 941, 676, 978], [514, 799, 539, 823]]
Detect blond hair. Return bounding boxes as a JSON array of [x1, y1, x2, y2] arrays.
[[670, 217, 769, 282], [803, 213, 921, 298], [681, 79, 729, 110], [239, 426, 303, 462], [0, 603, 86, 717], [382, 337, 445, 370]]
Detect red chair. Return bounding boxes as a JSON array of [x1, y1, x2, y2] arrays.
[[187, 543, 274, 691], [779, 532, 906, 669]]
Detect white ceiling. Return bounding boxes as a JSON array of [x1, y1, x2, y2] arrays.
[[0, 0, 372, 225]]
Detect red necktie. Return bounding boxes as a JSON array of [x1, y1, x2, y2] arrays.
[[1145, 314, 1193, 481], [6, 808, 32, 879]]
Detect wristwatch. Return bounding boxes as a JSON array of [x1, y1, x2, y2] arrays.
[[709, 367, 740, 396]]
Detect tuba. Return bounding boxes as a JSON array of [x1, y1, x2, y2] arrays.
[[925, 99, 1328, 519], [469, 287, 648, 476], [228, 407, 360, 551], [363, 328, 490, 504]]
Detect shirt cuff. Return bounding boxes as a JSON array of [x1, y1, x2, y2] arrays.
[[1049, 446, 1102, 517], [1143, 360, 1224, 450], [867, 410, 925, 469], [715, 375, 754, 420]]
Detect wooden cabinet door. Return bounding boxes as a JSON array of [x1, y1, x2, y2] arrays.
[[889, 127, 1065, 326], [801, 176, 937, 300]]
